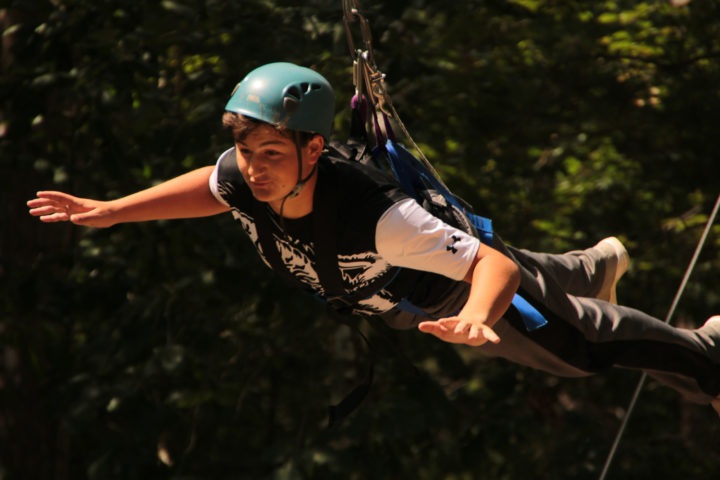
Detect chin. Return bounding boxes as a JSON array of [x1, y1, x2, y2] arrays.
[[249, 189, 282, 205], [250, 191, 273, 203]]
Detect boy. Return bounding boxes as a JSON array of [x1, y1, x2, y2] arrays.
[[27, 62, 720, 415]]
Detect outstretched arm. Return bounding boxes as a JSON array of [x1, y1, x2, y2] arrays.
[[418, 243, 520, 346], [375, 199, 519, 347], [27, 166, 230, 228]]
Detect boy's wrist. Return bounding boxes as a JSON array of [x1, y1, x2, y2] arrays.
[[103, 199, 123, 224]]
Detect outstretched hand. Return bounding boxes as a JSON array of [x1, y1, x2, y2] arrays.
[[418, 315, 500, 347], [27, 191, 116, 228]]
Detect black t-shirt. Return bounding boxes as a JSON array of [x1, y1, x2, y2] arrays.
[[210, 147, 473, 328]]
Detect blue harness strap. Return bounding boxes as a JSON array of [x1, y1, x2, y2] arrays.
[[381, 139, 547, 332], [509, 293, 547, 331], [383, 140, 494, 245]]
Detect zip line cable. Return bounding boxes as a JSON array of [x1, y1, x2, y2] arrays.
[[598, 192, 720, 480]]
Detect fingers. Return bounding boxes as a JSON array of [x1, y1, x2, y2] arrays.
[[419, 318, 500, 346], [479, 325, 500, 344], [27, 197, 61, 210], [457, 321, 499, 344], [468, 324, 480, 341], [27, 197, 70, 222], [28, 193, 66, 211], [27, 203, 56, 216], [418, 321, 450, 335], [29, 208, 69, 222], [27, 192, 79, 210], [40, 212, 72, 223], [453, 320, 467, 335], [27, 191, 97, 224], [35, 191, 77, 203]]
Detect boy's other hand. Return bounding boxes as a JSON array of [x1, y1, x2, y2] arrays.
[[27, 191, 116, 228], [418, 316, 500, 347]]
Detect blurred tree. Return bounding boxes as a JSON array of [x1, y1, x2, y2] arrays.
[[1, 1, 718, 479]]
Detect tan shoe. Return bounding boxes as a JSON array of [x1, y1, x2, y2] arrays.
[[594, 237, 630, 304], [700, 315, 720, 363], [705, 316, 720, 417], [702, 315, 720, 329]]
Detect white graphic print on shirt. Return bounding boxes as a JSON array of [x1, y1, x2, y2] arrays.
[[228, 208, 395, 314]]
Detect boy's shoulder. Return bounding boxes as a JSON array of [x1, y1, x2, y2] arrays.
[[213, 147, 249, 207], [318, 146, 409, 221], [320, 143, 400, 191]]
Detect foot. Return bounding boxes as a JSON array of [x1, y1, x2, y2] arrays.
[[700, 316, 720, 363], [703, 316, 720, 415], [594, 237, 630, 304], [702, 315, 720, 330]]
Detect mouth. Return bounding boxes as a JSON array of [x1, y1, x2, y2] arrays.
[[249, 178, 271, 187]]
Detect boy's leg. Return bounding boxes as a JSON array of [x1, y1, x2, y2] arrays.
[[505, 237, 629, 303], [486, 238, 720, 405], [483, 296, 720, 404]]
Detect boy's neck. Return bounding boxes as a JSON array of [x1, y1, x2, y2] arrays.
[[267, 169, 318, 219]]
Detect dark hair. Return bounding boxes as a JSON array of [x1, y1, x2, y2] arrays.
[[222, 112, 316, 145]]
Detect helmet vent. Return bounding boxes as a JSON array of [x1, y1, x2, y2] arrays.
[[283, 96, 300, 115], [283, 85, 302, 115], [285, 85, 302, 100]]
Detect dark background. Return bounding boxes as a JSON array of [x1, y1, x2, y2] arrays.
[[2, 0, 719, 478]]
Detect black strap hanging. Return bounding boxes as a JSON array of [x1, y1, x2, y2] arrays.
[[250, 170, 377, 428], [325, 309, 375, 429], [250, 165, 345, 298]]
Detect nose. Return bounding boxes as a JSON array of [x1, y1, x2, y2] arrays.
[[246, 155, 267, 177]]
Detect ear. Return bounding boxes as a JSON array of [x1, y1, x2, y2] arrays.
[[305, 135, 325, 165]]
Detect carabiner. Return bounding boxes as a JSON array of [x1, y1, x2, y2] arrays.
[[342, 0, 376, 67]]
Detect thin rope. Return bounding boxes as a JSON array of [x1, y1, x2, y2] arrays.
[[342, 0, 451, 193], [598, 192, 720, 480]]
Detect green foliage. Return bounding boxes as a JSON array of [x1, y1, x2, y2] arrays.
[[2, 1, 719, 479]]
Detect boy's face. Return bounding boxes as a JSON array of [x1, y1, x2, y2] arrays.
[[234, 125, 323, 211]]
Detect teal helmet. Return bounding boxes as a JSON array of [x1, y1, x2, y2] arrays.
[[225, 62, 335, 139]]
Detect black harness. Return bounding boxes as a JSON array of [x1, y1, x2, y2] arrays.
[[247, 112, 548, 425]]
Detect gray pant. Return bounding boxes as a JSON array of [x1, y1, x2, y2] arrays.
[[484, 237, 720, 404]]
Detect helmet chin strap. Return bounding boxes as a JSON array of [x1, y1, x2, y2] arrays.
[[278, 131, 318, 231]]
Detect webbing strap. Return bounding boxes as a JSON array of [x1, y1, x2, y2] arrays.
[[383, 140, 493, 245], [509, 293, 548, 331], [249, 175, 375, 428], [250, 165, 347, 300], [327, 363, 373, 428], [325, 309, 375, 429], [312, 168, 346, 297], [380, 140, 547, 332]]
